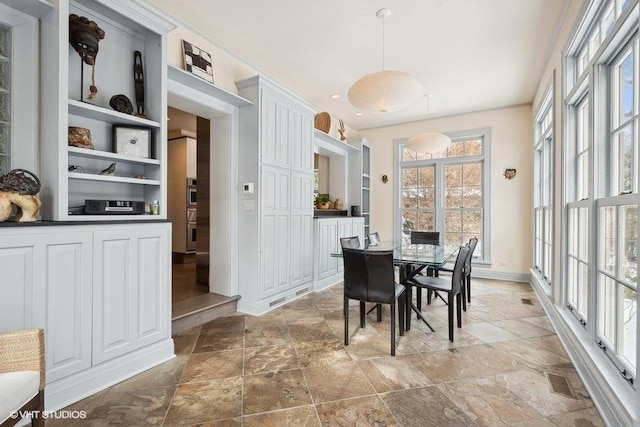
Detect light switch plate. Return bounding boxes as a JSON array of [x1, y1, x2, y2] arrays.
[[242, 182, 254, 194]]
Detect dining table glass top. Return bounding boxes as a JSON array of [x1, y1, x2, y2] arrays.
[[334, 240, 452, 268]]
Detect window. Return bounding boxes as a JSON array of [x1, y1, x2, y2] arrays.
[[0, 5, 38, 175], [397, 130, 489, 261], [563, 0, 638, 383], [534, 86, 554, 284]]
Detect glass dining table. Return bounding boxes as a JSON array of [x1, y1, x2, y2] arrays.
[[332, 240, 456, 331]]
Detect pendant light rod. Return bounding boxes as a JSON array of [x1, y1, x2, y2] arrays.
[[377, 8, 391, 71]]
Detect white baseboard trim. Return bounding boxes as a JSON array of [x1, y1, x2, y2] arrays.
[[529, 275, 637, 427], [236, 283, 313, 316], [45, 338, 175, 412], [471, 268, 531, 283]]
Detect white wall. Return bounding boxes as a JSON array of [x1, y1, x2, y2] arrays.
[[359, 104, 533, 277]]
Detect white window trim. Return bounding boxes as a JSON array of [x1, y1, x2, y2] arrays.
[[393, 127, 492, 265]]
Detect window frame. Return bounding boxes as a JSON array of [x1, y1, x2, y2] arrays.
[[394, 127, 492, 264]]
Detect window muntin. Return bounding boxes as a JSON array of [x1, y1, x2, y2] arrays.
[[534, 90, 553, 283], [577, 97, 590, 201]]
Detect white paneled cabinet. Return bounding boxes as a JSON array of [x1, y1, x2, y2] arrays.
[[314, 217, 365, 291], [93, 226, 169, 364], [237, 76, 315, 315], [0, 223, 173, 410]]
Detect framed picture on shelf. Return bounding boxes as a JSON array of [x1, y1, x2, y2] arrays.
[[182, 40, 213, 83], [113, 125, 151, 158]]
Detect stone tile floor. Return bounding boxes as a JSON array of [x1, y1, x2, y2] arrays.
[[49, 278, 605, 426]]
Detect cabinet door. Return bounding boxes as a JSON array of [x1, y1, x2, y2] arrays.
[[261, 166, 290, 297], [290, 172, 314, 287], [317, 220, 338, 280], [261, 89, 290, 169], [92, 227, 169, 364], [43, 232, 93, 382], [337, 220, 355, 273], [0, 232, 93, 382], [0, 237, 39, 332], [290, 107, 313, 172]]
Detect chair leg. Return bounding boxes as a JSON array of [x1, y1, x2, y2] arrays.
[[360, 301, 366, 328], [376, 304, 382, 322], [467, 276, 472, 303], [456, 293, 462, 328], [461, 280, 467, 312], [417, 288, 422, 313], [33, 389, 44, 427], [398, 294, 405, 336], [391, 301, 396, 356], [448, 293, 454, 342], [344, 296, 349, 346]]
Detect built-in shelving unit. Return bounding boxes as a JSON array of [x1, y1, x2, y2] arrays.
[[348, 137, 371, 235], [41, 0, 174, 220]]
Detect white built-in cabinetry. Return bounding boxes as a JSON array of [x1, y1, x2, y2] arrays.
[[40, 0, 174, 220], [0, 222, 173, 410], [236, 76, 315, 315], [348, 137, 371, 235], [314, 217, 365, 291]]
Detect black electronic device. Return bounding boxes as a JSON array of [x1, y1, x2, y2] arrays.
[[84, 199, 146, 215]]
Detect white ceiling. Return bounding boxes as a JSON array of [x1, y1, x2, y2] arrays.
[[144, 0, 570, 131]]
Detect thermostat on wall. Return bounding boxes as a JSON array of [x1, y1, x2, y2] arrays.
[[243, 182, 254, 194]]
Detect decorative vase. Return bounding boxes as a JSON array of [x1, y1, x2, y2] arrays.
[[317, 201, 330, 210], [334, 199, 343, 210]]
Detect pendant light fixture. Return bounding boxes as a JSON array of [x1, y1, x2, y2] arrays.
[[348, 8, 422, 113], [405, 95, 452, 153]]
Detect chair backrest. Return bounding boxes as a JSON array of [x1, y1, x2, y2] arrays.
[[368, 232, 380, 246], [342, 248, 396, 303], [340, 236, 360, 249], [465, 237, 478, 276], [410, 231, 440, 245], [450, 244, 470, 294]]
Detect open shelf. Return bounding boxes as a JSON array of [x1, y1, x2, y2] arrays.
[[68, 172, 160, 186], [68, 99, 161, 128], [68, 146, 161, 165]]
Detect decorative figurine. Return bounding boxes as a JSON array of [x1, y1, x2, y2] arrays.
[[134, 50, 146, 118], [338, 119, 346, 141], [68, 127, 94, 149], [99, 163, 116, 176], [69, 14, 105, 101], [68, 165, 85, 173], [109, 94, 134, 115], [0, 169, 42, 222]]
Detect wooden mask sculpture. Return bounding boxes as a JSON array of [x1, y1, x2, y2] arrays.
[[69, 14, 105, 100]]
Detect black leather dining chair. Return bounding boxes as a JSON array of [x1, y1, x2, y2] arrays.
[[405, 244, 469, 342], [409, 231, 444, 309], [367, 232, 380, 246], [436, 237, 478, 310], [410, 231, 440, 245], [340, 236, 360, 249], [342, 248, 405, 356]]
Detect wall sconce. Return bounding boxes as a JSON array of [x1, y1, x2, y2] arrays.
[[503, 168, 517, 179], [382, 174, 389, 184]]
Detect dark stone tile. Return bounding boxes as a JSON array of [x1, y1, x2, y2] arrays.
[[315, 395, 398, 426], [288, 321, 339, 343], [180, 349, 244, 383], [382, 386, 475, 427]]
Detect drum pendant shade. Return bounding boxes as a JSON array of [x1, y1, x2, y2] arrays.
[[348, 71, 423, 113]]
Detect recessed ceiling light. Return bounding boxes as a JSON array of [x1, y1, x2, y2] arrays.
[[331, 94, 340, 99], [355, 112, 363, 116]]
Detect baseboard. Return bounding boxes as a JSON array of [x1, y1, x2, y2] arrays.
[[45, 338, 175, 412], [172, 300, 238, 334], [471, 268, 531, 283], [529, 275, 637, 427], [236, 283, 312, 316]]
